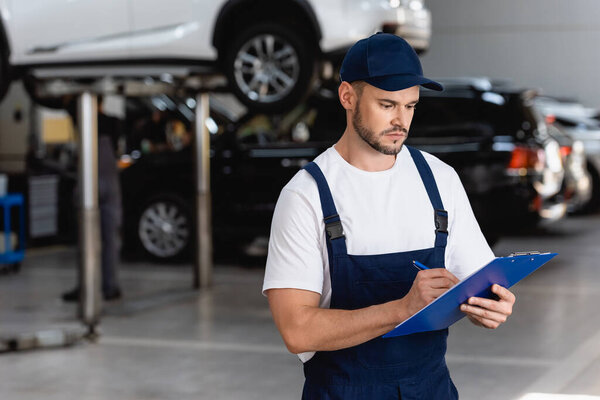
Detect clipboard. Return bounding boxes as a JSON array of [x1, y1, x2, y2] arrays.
[[383, 252, 558, 338]]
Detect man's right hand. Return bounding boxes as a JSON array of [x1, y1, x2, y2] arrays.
[[403, 268, 459, 316]]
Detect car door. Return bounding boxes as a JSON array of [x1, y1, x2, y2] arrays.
[[10, 0, 130, 65], [129, 0, 220, 60]]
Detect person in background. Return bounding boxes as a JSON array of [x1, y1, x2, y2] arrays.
[[63, 96, 123, 302]]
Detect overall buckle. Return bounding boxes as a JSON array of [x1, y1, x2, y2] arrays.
[[435, 209, 448, 234], [324, 215, 344, 240]]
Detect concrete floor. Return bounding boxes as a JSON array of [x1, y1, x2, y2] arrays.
[[1, 214, 600, 400]]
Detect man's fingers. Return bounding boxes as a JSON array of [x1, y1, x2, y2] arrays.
[[467, 314, 501, 330], [461, 303, 508, 324], [429, 277, 458, 289], [409, 269, 460, 311], [462, 286, 516, 330], [418, 268, 458, 280], [492, 284, 516, 303], [466, 296, 512, 315], [418, 269, 459, 286]]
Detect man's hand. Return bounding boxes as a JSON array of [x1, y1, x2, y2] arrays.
[[403, 269, 460, 316], [461, 284, 516, 329]]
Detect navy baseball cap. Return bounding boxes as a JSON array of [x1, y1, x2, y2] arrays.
[[340, 33, 443, 92]]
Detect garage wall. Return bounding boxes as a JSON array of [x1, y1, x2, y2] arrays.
[[0, 82, 31, 173], [421, 0, 600, 108]]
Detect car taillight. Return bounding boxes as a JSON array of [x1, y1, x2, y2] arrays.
[[507, 146, 545, 172], [118, 155, 135, 170], [560, 145, 572, 159]]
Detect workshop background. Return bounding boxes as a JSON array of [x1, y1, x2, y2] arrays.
[[1, 1, 600, 400]]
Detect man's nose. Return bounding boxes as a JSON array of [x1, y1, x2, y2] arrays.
[[391, 110, 410, 129]]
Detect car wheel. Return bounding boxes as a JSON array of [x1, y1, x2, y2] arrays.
[[225, 23, 316, 113], [137, 195, 192, 261], [580, 161, 600, 214]]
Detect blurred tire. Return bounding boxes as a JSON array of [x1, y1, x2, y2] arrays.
[[580, 161, 600, 214], [136, 194, 192, 261], [224, 22, 316, 113]]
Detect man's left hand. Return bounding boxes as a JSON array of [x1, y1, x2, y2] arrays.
[[460, 284, 516, 329]]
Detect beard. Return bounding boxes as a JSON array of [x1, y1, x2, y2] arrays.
[[352, 102, 407, 156]]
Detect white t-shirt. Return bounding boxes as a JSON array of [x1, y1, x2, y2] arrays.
[[262, 146, 495, 362]]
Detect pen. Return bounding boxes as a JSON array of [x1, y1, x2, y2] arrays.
[[412, 260, 430, 271]]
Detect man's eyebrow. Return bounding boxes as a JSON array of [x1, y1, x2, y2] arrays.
[[377, 98, 420, 105]]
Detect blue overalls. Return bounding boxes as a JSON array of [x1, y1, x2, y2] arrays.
[[301, 146, 458, 400]]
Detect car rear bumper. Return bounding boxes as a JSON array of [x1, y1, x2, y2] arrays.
[[539, 199, 568, 222], [471, 180, 567, 235], [321, 6, 431, 60]]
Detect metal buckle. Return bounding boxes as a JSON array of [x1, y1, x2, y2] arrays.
[[434, 209, 448, 234], [325, 220, 344, 240]]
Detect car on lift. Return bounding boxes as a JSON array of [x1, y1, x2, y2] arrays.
[[0, 0, 432, 112]]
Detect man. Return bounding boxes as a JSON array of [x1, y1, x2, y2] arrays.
[[262, 33, 515, 399]]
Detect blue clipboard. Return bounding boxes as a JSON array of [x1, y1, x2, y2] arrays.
[[383, 252, 558, 338]]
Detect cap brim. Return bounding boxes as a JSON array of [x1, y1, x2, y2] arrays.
[[364, 74, 444, 91]]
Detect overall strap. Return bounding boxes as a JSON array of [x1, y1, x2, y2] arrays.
[[406, 146, 448, 268], [303, 162, 348, 259]]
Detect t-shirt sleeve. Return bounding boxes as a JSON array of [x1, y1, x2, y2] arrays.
[[445, 169, 495, 280], [262, 186, 325, 296]]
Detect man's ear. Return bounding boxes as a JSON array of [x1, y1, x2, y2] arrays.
[[338, 82, 358, 111]]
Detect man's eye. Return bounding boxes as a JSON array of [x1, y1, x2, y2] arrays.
[[381, 103, 393, 109]]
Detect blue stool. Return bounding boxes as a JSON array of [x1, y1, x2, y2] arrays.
[[0, 193, 25, 271]]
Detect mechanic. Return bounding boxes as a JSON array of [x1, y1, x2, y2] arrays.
[[262, 33, 516, 399], [63, 96, 123, 302]]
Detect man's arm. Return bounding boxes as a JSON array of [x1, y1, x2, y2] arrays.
[[267, 268, 459, 354]]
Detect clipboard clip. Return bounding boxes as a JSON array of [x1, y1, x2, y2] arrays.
[[508, 251, 541, 257]]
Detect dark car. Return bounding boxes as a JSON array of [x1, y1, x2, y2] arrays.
[[121, 81, 568, 261], [120, 95, 329, 260], [408, 79, 567, 239], [543, 117, 592, 213], [534, 95, 600, 213]]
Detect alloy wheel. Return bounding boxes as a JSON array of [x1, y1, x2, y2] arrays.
[[138, 200, 190, 259], [233, 33, 300, 104]]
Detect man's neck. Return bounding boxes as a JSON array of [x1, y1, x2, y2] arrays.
[[334, 129, 397, 172]]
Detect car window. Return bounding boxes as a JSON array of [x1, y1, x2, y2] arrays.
[[411, 97, 494, 138], [411, 93, 533, 139]]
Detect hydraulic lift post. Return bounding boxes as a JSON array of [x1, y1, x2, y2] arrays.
[[77, 92, 102, 335], [193, 92, 213, 289], [26, 69, 222, 343]]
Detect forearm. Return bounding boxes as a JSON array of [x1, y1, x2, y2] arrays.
[[268, 270, 458, 354], [276, 298, 410, 354]]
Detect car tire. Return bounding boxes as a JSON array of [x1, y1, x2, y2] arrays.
[[136, 194, 193, 261], [224, 22, 316, 113], [580, 161, 600, 214]]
